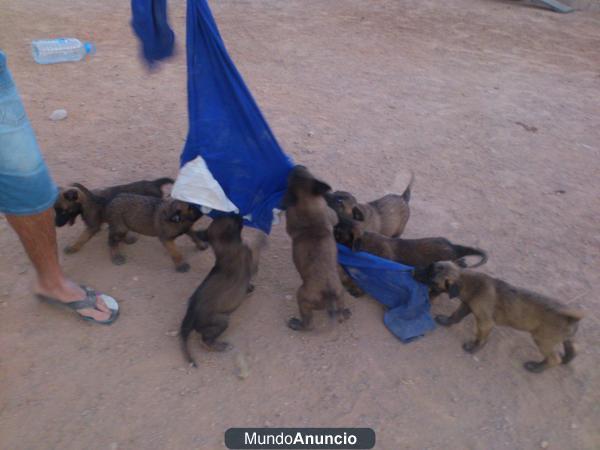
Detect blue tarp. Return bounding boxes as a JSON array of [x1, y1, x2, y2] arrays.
[[131, 0, 433, 341], [337, 245, 435, 342]]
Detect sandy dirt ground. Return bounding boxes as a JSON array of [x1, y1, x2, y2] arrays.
[[1, 1, 599, 449]]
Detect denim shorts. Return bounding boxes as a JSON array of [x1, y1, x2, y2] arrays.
[[0, 51, 57, 215]]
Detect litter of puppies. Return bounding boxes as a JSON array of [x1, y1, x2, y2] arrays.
[[55, 167, 583, 373]]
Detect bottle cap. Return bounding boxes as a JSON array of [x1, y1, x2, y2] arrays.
[[84, 42, 96, 55]]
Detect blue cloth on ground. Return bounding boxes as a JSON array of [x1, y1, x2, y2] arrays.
[[131, 0, 293, 233], [337, 244, 435, 342]]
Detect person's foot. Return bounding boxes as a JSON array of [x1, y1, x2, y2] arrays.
[[35, 279, 112, 321]]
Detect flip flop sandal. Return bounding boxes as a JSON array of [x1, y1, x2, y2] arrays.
[[36, 285, 119, 325]]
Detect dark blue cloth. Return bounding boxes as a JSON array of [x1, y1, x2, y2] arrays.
[[337, 244, 435, 342], [181, 0, 293, 233], [131, 0, 175, 65]]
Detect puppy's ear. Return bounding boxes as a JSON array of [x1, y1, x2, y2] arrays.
[[63, 189, 79, 201], [312, 179, 331, 196], [169, 209, 182, 223], [447, 281, 461, 299], [352, 206, 365, 221], [234, 214, 244, 230], [280, 190, 297, 208], [195, 229, 208, 241], [189, 204, 203, 220]]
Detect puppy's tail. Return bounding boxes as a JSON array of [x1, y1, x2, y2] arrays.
[[180, 306, 198, 368], [401, 171, 415, 203], [153, 177, 175, 188], [454, 245, 488, 268], [561, 340, 577, 365]]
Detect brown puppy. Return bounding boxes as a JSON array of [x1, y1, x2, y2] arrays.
[[105, 193, 204, 272], [334, 216, 487, 269], [284, 165, 350, 331], [180, 215, 265, 367], [414, 261, 583, 373], [326, 172, 413, 237], [54, 178, 175, 254]]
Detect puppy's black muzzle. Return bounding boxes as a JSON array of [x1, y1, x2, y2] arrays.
[[54, 209, 73, 227]]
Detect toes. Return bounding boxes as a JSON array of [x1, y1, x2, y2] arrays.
[[524, 361, 546, 373], [288, 318, 304, 331], [111, 255, 126, 265], [94, 296, 110, 314], [176, 263, 191, 273], [435, 315, 453, 326]]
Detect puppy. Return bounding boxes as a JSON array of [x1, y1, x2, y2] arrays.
[[334, 216, 487, 268], [180, 215, 264, 367], [283, 165, 350, 331], [413, 261, 584, 373], [105, 193, 205, 272], [54, 177, 174, 254], [326, 172, 413, 237]]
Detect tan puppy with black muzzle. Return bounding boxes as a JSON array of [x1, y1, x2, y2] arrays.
[[413, 261, 584, 373], [325, 172, 414, 237]]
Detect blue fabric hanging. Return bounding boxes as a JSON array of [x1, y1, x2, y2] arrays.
[[337, 244, 435, 342], [131, 0, 293, 233]]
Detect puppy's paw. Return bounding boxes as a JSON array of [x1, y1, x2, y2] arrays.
[[524, 360, 547, 373], [210, 341, 231, 352], [435, 315, 453, 327], [63, 245, 79, 255], [124, 235, 138, 245], [287, 317, 305, 331], [176, 262, 191, 273], [462, 340, 480, 354], [246, 283, 255, 294], [111, 254, 126, 266]]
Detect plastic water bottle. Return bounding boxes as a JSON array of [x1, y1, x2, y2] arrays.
[[31, 38, 95, 64]]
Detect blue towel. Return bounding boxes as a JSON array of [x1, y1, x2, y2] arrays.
[[131, 0, 293, 233], [337, 244, 435, 342]]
